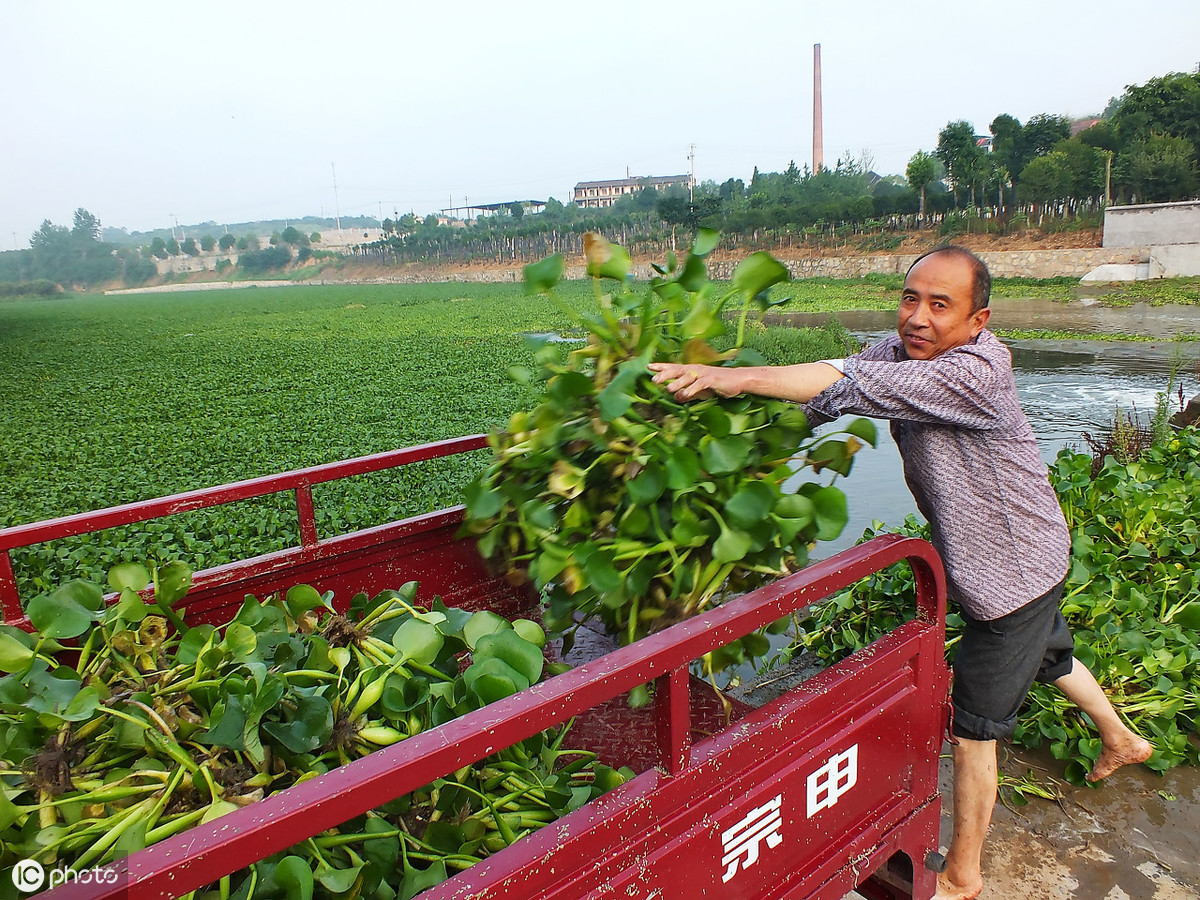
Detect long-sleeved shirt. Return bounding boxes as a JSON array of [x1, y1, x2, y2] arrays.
[[804, 330, 1069, 620]]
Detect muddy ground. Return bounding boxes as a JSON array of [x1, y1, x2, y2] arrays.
[[846, 741, 1199, 900]]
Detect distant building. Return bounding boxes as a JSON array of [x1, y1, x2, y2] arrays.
[[1070, 117, 1103, 136], [572, 174, 692, 209], [975, 136, 993, 151]]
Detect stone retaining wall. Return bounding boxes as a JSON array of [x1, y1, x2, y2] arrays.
[[708, 247, 1148, 281], [409, 247, 1151, 284]]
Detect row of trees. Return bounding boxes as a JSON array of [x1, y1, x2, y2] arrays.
[[924, 71, 1200, 210], [0, 217, 324, 289]]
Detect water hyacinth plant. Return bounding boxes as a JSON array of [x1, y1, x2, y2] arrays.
[[462, 231, 876, 667], [0, 562, 629, 899]]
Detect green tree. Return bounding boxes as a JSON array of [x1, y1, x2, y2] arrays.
[[200, 235, 216, 252], [1111, 71, 1200, 165], [936, 120, 985, 206], [1077, 120, 1121, 152], [166, 237, 180, 256], [218, 233, 236, 252], [1022, 114, 1072, 157], [122, 253, 158, 286], [905, 150, 939, 216], [150, 236, 169, 259], [71, 208, 102, 242], [1018, 152, 1071, 212], [989, 114, 1025, 207], [1053, 138, 1107, 200], [280, 226, 309, 246], [29, 211, 119, 286], [1117, 133, 1199, 202], [181, 237, 199, 256]]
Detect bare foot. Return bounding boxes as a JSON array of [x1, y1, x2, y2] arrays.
[[935, 872, 983, 900], [1087, 735, 1153, 782]]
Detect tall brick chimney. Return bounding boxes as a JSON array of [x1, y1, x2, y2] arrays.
[[813, 43, 824, 172]]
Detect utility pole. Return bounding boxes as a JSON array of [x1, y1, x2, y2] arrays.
[[687, 143, 696, 202], [331, 163, 342, 235], [1104, 150, 1113, 207]]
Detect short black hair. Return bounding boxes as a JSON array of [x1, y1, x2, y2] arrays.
[[905, 245, 991, 313]]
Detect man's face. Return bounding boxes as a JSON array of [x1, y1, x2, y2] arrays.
[[897, 253, 991, 360]]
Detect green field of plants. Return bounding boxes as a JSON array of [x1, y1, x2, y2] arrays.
[[0, 279, 857, 597]]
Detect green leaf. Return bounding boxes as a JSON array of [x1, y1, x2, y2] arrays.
[[27, 582, 101, 640], [714, 527, 753, 563], [597, 359, 646, 421], [400, 859, 448, 900], [701, 434, 752, 475], [732, 252, 790, 303], [665, 447, 702, 490], [811, 486, 848, 541], [579, 544, 623, 596], [585, 235, 631, 281], [627, 463, 667, 505], [1173, 601, 1200, 631], [808, 439, 854, 477], [108, 562, 150, 593], [692, 228, 721, 258], [680, 295, 723, 341], [275, 856, 315, 900], [154, 561, 193, 606], [262, 694, 334, 753], [463, 477, 503, 520], [725, 481, 776, 528], [315, 861, 363, 894], [0, 628, 36, 673], [463, 611, 510, 651], [112, 587, 150, 623], [393, 618, 445, 665], [775, 493, 815, 527], [220, 622, 258, 660], [844, 417, 878, 446], [463, 657, 528, 705], [0, 787, 20, 831], [523, 254, 564, 294], [199, 693, 249, 750], [676, 253, 708, 293], [475, 629, 544, 685], [285, 584, 330, 618]]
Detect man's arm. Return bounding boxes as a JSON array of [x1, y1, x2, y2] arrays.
[[648, 361, 844, 404]]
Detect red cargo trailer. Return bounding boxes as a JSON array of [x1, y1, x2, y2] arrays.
[[0, 436, 950, 900]]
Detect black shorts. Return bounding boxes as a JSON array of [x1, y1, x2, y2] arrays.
[[950, 578, 1074, 742]]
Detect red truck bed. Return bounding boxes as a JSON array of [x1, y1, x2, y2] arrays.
[[0, 436, 949, 900]]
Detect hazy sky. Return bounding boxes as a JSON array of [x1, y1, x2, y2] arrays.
[[3, 0, 1198, 247]]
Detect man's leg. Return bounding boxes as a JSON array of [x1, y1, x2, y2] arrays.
[[1054, 662, 1152, 781], [936, 738, 993, 900]]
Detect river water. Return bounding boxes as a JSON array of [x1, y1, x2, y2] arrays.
[[778, 299, 1200, 555]]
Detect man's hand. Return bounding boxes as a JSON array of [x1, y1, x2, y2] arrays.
[[649, 363, 745, 401]]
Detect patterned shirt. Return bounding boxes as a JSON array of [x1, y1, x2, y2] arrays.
[[804, 330, 1070, 620]]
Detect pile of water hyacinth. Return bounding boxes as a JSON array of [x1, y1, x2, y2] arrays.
[[0, 562, 629, 899]]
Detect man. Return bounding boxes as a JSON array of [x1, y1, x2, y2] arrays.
[[649, 246, 1151, 900]]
